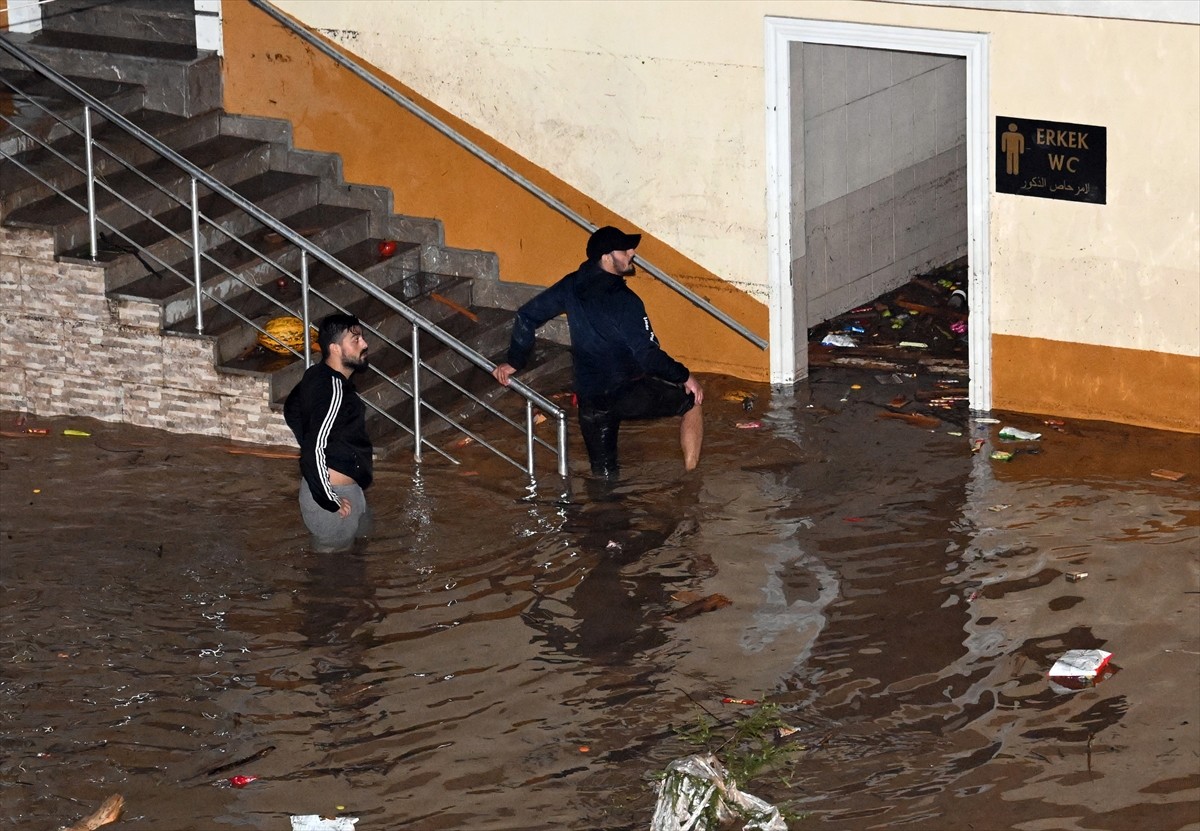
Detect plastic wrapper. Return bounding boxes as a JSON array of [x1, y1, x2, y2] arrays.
[[290, 816, 358, 831], [650, 753, 786, 831], [998, 426, 1042, 441], [1048, 649, 1113, 693], [819, 333, 857, 348]]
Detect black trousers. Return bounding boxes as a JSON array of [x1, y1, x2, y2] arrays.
[[577, 377, 695, 476]]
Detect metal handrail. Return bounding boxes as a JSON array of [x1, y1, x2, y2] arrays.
[[0, 35, 569, 479], [246, 0, 768, 353]]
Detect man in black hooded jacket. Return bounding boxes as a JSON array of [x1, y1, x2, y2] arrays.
[[492, 226, 704, 477]]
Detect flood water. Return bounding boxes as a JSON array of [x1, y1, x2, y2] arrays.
[[2, 369, 1198, 831]]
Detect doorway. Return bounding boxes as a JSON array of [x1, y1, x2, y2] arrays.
[[765, 18, 991, 411]]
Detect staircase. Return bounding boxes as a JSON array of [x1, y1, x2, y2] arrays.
[[0, 0, 572, 468]]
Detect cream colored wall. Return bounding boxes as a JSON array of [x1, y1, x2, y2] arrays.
[[273, 0, 1199, 359], [274, 0, 770, 299], [982, 12, 1199, 357]]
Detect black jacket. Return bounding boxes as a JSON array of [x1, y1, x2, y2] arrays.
[[283, 362, 373, 512], [506, 259, 689, 400]]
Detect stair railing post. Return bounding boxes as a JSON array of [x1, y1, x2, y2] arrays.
[[190, 178, 203, 333], [411, 323, 422, 462], [82, 105, 98, 260], [557, 413, 568, 478], [525, 400, 535, 478], [300, 250, 312, 368]]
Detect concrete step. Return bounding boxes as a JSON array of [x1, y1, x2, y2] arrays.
[[206, 238, 425, 402], [371, 344, 575, 462], [357, 287, 554, 456], [5, 133, 273, 252], [357, 276, 490, 410], [40, 0, 197, 48], [0, 28, 220, 116], [121, 203, 379, 330], [1, 107, 222, 217]]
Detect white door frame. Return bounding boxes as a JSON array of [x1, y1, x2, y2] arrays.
[[765, 17, 992, 411]]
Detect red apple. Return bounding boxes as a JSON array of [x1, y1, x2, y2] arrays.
[[378, 239, 398, 258]]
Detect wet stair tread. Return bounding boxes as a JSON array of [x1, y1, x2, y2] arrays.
[[21, 29, 201, 62], [67, 168, 319, 262], [169, 234, 405, 344], [6, 133, 267, 225], [1, 109, 216, 211], [0, 71, 145, 144], [0, 67, 141, 100], [3, 108, 190, 172], [359, 305, 518, 416]]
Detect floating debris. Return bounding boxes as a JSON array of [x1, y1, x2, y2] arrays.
[[650, 753, 785, 831], [669, 593, 732, 620], [61, 794, 123, 831], [820, 333, 858, 348], [1048, 649, 1114, 693], [290, 817, 358, 831], [999, 426, 1042, 441]]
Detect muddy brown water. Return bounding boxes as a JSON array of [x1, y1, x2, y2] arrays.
[[2, 369, 1198, 831]]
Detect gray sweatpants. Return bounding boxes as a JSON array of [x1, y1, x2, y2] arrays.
[[298, 479, 374, 553]]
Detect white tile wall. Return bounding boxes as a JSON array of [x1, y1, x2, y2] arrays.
[[792, 43, 967, 323]]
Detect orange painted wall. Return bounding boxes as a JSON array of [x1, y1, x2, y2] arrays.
[[219, 0, 768, 381], [993, 335, 1200, 434]]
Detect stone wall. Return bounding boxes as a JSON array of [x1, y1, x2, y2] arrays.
[[0, 227, 294, 446]]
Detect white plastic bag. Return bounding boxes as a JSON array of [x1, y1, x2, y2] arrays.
[[820, 333, 857, 348], [290, 816, 358, 831], [1047, 649, 1113, 693], [998, 426, 1042, 441], [650, 753, 787, 831], [1048, 649, 1111, 679]]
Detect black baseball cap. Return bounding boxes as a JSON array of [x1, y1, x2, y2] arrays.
[[586, 226, 642, 260]]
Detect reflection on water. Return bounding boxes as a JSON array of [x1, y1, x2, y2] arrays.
[[1, 372, 1197, 830]]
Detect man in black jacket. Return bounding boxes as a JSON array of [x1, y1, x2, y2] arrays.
[[284, 314, 374, 552], [492, 226, 704, 477]]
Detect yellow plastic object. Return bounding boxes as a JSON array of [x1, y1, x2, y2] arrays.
[[258, 316, 319, 355]]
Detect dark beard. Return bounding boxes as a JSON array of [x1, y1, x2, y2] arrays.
[[619, 262, 636, 277], [345, 352, 369, 372]]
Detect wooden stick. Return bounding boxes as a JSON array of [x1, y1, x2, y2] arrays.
[[221, 446, 299, 459], [61, 794, 123, 831], [430, 292, 479, 322]]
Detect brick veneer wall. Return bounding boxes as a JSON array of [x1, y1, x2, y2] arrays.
[[0, 227, 294, 446]]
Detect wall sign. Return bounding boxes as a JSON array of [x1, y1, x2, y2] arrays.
[[996, 117, 1106, 204]]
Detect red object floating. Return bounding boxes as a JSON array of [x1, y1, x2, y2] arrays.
[[722, 697, 757, 706], [378, 240, 398, 258], [228, 775, 258, 788]]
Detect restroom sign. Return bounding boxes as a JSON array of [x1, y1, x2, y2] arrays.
[[996, 116, 1106, 204]]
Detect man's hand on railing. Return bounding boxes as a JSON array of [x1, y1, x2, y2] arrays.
[[492, 363, 517, 386]]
